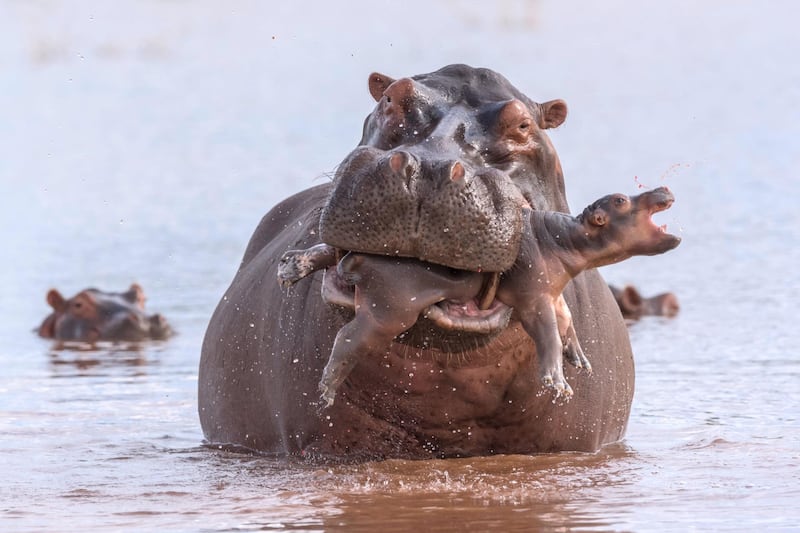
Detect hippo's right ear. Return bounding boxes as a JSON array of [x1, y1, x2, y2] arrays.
[[588, 208, 608, 227], [46, 289, 67, 311], [368, 72, 396, 102], [125, 283, 147, 309], [539, 99, 568, 129]]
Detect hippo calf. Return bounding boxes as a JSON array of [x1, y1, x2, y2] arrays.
[[609, 284, 680, 320], [37, 283, 173, 343], [279, 186, 680, 405]]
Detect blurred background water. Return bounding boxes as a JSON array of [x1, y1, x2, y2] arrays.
[[1, 0, 798, 531]]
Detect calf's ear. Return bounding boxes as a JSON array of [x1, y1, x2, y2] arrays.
[[46, 289, 67, 311], [588, 208, 608, 227]]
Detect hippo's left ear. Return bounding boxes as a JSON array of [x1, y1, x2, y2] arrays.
[[368, 72, 396, 102], [588, 208, 608, 227], [538, 99, 568, 129], [46, 289, 67, 311]]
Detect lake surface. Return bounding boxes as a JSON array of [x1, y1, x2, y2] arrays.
[[1, 0, 799, 531]]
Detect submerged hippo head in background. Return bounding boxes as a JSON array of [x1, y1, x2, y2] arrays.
[[319, 64, 569, 273], [609, 284, 680, 320], [200, 64, 651, 459], [38, 284, 173, 343]]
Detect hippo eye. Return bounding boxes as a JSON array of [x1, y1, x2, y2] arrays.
[[614, 196, 628, 206], [385, 96, 392, 104], [519, 121, 531, 131]]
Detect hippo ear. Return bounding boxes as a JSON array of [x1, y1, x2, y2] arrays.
[[620, 285, 643, 311], [125, 283, 146, 309], [46, 289, 67, 311], [589, 208, 608, 227], [539, 99, 568, 129], [368, 72, 396, 102]]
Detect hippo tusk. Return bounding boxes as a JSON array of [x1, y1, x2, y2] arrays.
[[478, 272, 500, 310]]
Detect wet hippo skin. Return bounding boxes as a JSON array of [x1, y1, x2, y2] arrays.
[[199, 65, 640, 460]]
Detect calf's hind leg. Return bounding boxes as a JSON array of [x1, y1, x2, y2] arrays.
[[555, 294, 592, 372]]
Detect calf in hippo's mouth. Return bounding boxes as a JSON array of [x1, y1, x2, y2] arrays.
[[278, 186, 681, 407]]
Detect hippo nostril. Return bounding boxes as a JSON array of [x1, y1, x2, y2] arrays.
[[389, 151, 408, 173], [389, 151, 415, 173], [450, 161, 466, 182], [387, 150, 418, 186]]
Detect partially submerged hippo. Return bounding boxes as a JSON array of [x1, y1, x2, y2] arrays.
[[279, 187, 680, 406], [609, 284, 680, 320], [199, 64, 664, 459], [38, 284, 173, 343]]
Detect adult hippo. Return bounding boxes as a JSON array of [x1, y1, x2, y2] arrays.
[[199, 64, 636, 460], [38, 284, 173, 343]]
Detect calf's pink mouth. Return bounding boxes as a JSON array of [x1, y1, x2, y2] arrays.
[[321, 263, 512, 335]]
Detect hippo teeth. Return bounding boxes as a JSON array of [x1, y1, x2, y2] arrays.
[[477, 272, 500, 310], [659, 223, 668, 233]]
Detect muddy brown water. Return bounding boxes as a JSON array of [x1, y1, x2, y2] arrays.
[[1, 1, 799, 531]]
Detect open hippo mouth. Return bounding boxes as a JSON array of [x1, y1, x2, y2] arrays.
[[637, 187, 682, 251], [321, 254, 513, 336], [642, 186, 674, 226]]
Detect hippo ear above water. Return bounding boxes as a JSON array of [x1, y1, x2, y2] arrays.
[[124, 283, 146, 309], [538, 99, 568, 129], [46, 289, 67, 311], [619, 285, 644, 313], [368, 72, 396, 101]]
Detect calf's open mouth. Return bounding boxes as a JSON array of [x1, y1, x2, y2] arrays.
[[643, 188, 678, 236], [321, 258, 512, 335]]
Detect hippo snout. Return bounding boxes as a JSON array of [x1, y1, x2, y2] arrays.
[[320, 148, 525, 272], [148, 313, 173, 340]]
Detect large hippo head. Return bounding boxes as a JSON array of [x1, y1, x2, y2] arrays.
[[319, 64, 569, 273], [37, 284, 173, 343]]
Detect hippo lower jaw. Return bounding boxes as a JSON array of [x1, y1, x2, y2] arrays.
[[321, 260, 513, 335], [422, 298, 512, 334]]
